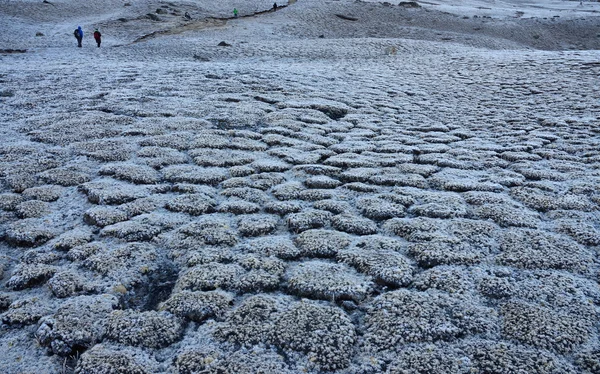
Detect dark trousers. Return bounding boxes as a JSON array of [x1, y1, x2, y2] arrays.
[[95, 39, 101, 47], [76, 37, 82, 47]]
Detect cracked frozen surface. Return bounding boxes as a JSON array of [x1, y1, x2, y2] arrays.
[[1, 0, 600, 372]]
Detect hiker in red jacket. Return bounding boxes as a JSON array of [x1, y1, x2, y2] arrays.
[[93, 29, 101, 48]]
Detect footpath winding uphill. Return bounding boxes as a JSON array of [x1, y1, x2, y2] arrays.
[[1, 0, 600, 373]]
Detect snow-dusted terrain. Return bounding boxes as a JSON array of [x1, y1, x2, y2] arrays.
[[1, 0, 600, 373]]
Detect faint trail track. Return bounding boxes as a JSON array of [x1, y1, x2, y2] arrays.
[[132, 5, 289, 44]]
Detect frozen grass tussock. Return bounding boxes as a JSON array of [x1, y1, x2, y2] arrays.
[[337, 245, 414, 287], [237, 214, 279, 236], [240, 235, 302, 259], [500, 301, 595, 354], [295, 229, 351, 257], [331, 214, 379, 235], [497, 228, 593, 273], [105, 310, 183, 348], [99, 163, 161, 185], [270, 300, 357, 370], [36, 295, 119, 356], [159, 290, 233, 322], [286, 260, 373, 302], [363, 289, 496, 352], [214, 294, 292, 346], [162, 165, 229, 185], [287, 209, 333, 233], [465, 340, 579, 374], [74, 344, 156, 374]]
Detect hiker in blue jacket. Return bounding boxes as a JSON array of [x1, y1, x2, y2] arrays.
[[74, 26, 83, 47]]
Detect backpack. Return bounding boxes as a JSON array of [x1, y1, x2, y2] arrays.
[[74, 29, 79, 38]]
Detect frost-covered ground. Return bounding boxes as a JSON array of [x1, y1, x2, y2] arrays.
[[1, 0, 600, 373]]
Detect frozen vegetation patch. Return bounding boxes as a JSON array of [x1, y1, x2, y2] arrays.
[[286, 260, 373, 302], [75, 344, 156, 374], [6, 263, 57, 290], [190, 148, 256, 167], [240, 236, 301, 259], [500, 301, 594, 353], [73, 139, 136, 162], [47, 271, 86, 298], [214, 294, 290, 347], [83, 242, 163, 288], [2, 297, 54, 325], [37, 167, 92, 186], [99, 213, 185, 241], [363, 290, 496, 352], [137, 146, 188, 168], [22, 185, 63, 202], [298, 188, 336, 201], [399, 219, 498, 267], [313, 199, 352, 214], [217, 199, 260, 214], [370, 172, 428, 188], [235, 254, 287, 292], [429, 168, 505, 192], [177, 347, 295, 374], [385, 344, 471, 374], [174, 263, 245, 292], [552, 217, 600, 246], [52, 228, 93, 251], [265, 200, 303, 215], [413, 266, 474, 294], [250, 158, 291, 172], [15, 200, 51, 218], [295, 229, 351, 257], [337, 245, 414, 287], [511, 186, 596, 212], [99, 163, 161, 184], [465, 340, 578, 374], [140, 133, 193, 150], [0, 193, 23, 211], [84, 206, 129, 227], [36, 295, 118, 356], [237, 214, 279, 236], [470, 203, 540, 227], [271, 181, 305, 200], [79, 180, 156, 205], [408, 199, 467, 219], [463, 191, 516, 206], [287, 209, 332, 233], [166, 193, 216, 215], [357, 195, 406, 220], [5, 218, 59, 247], [163, 215, 239, 257], [332, 214, 378, 235], [26, 112, 130, 146], [325, 152, 378, 168], [105, 310, 183, 348], [497, 228, 593, 273], [162, 165, 229, 185], [304, 175, 342, 189], [222, 187, 269, 203], [159, 290, 233, 322], [270, 300, 356, 371], [575, 346, 600, 374]]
